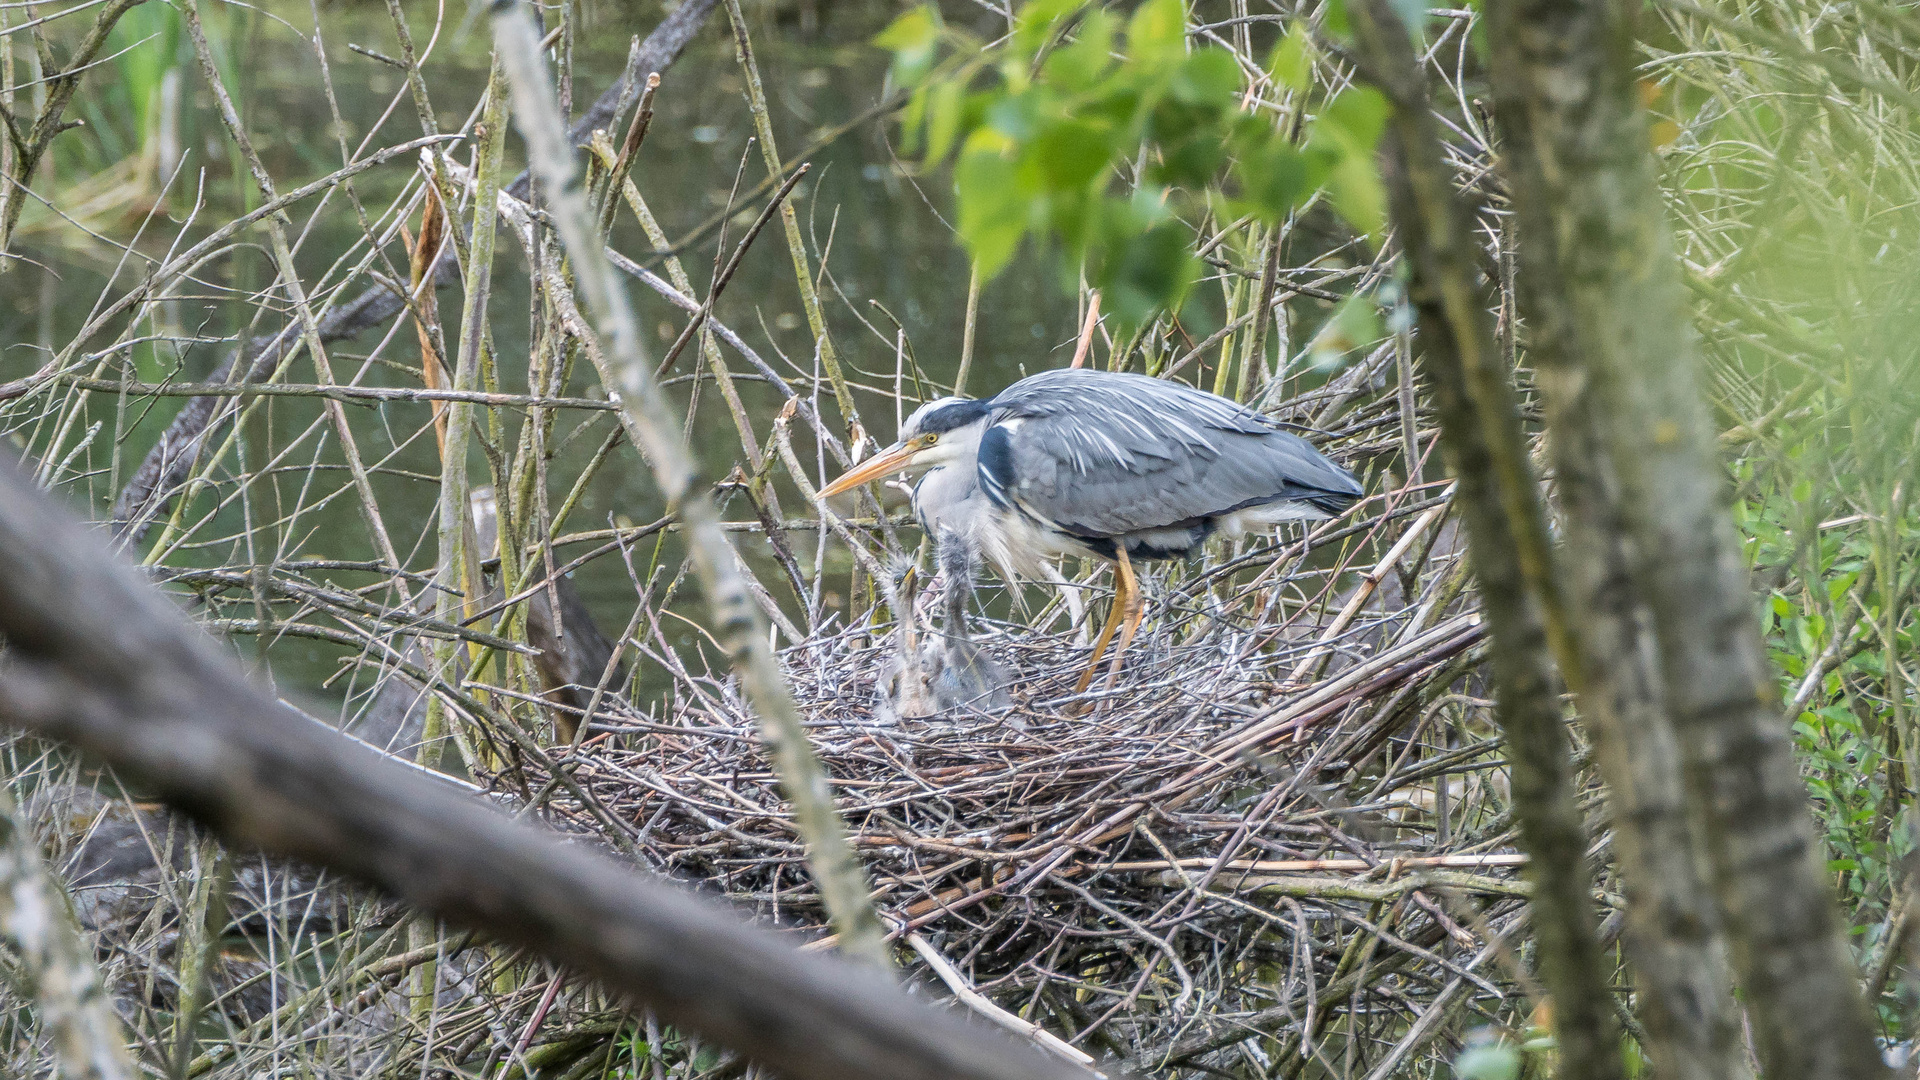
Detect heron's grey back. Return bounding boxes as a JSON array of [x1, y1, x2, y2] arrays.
[[979, 369, 1361, 540]]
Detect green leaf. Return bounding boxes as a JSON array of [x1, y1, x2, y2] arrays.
[[1041, 9, 1115, 91], [1127, 0, 1188, 67], [924, 80, 966, 164], [1014, 0, 1080, 59], [1097, 217, 1199, 329], [1265, 24, 1312, 94], [1313, 88, 1391, 243], [1170, 48, 1241, 108], [1150, 118, 1229, 188], [1308, 294, 1383, 368], [874, 6, 942, 86], [986, 91, 1041, 141], [1326, 150, 1388, 246], [1233, 129, 1314, 221], [955, 135, 1030, 280], [1029, 117, 1117, 191], [1321, 87, 1390, 154], [1322, 0, 1352, 38], [900, 84, 930, 153], [1048, 187, 1100, 254]]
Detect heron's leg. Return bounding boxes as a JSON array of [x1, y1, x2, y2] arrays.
[[1072, 557, 1129, 696], [1101, 546, 1144, 691]]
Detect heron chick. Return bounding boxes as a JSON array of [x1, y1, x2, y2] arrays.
[[821, 368, 1363, 695], [926, 526, 1013, 717], [876, 529, 1013, 724]]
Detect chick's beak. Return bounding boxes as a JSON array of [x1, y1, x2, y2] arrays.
[[818, 442, 916, 498]]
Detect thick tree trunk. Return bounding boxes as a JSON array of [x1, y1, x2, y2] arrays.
[[1481, 1, 1887, 1075], [1346, 7, 1622, 1077], [1350, 9, 1750, 1079]]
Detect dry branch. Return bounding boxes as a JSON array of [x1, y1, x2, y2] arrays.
[[0, 787, 134, 1080], [0, 459, 1107, 1080]]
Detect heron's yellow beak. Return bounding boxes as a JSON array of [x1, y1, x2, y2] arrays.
[[818, 442, 916, 498]]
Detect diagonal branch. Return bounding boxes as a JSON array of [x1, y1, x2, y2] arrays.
[[0, 458, 1111, 1080]]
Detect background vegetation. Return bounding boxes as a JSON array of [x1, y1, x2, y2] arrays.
[[0, 0, 1915, 1076]]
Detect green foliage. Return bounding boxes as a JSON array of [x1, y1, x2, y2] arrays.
[[873, 0, 1388, 330], [1740, 470, 1917, 923]]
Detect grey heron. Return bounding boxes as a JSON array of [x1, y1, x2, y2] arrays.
[[820, 368, 1364, 695]]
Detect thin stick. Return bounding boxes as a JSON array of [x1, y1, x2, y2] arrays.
[[722, 0, 860, 435], [956, 265, 982, 395], [1069, 290, 1101, 369]]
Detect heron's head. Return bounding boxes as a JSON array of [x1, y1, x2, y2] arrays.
[[818, 396, 992, 498]]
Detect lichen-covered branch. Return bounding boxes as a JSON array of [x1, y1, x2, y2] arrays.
[[0, 788, 134, 1080], [1480, 0, 1888, 1073], [486, 0, 890, 972], [1344, 6, 1622, 1076]]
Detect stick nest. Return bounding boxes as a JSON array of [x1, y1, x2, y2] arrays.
[[483, 560, 1530, 1070]]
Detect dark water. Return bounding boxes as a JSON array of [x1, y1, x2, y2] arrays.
[[0, 0, 1102, 709]]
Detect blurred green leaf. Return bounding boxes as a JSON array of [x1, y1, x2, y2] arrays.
[[1322, 0, 1352, 38], [1314, 88, 1390, 243], [1309, 293, 1384, 368], [986, 92, 1040, 141], [956, 135, 1029, 280], [1453, 1043, 1522, 1080], [1097, 217, 1199, 329], [1030, 117, 1117, 191], [1170, 48, 1241, 108], [900, 84, 930, 153], [1127, 0, 1188, 67], [1321, 87, 1390, 154], [1326, 151, 1388, 246], [1014, 0, 1081, 59], [1234, 132, 1313, 222], [924, 81, 966, 164], [1041, 9, 1115, 91], [874, 6, 943, 86], [1266, 24, 1313, 94]]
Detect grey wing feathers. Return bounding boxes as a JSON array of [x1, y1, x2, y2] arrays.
[[983, 370, 1360, 538]]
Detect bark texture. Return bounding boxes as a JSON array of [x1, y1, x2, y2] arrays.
[[1345, 7, 1622, 1076], [1481, 0, 1887, 1074], [1352, 9, 1748, 1078], [0, 459, 1107, 1080], [0, 788, 135, 1080]]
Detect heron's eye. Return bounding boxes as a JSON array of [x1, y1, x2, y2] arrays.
[[918, 433, 939, 447]]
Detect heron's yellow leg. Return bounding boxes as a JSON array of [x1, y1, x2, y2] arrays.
[[1102, 547, 1143, 691], [1072, 554, 1131, 696]]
